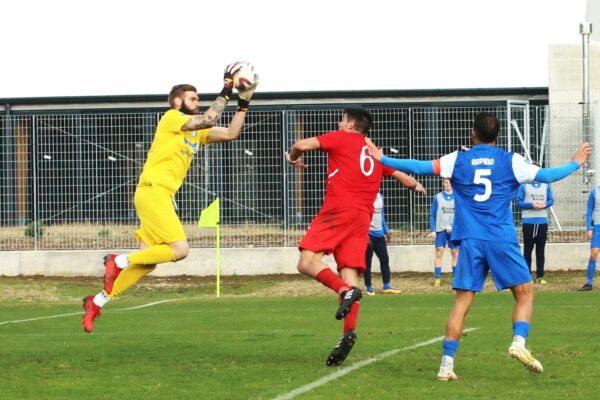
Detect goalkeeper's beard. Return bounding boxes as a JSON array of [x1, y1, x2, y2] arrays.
[[180, 103, 199, 115]]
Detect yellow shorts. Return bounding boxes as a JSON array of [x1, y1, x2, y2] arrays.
[[134, 184, 186, 246]]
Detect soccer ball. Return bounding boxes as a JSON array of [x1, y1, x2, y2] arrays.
[[233, 62, 256, 91]]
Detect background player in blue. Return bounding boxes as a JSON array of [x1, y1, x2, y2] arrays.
[[365, 112, 591, 381], [515, 179, 554, 284], [429, 178, 459, 287], [580, 187, 600, 291], [364, 192, 419, 295]]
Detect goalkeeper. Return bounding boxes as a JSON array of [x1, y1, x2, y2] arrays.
[[82, 63, 258, 333]]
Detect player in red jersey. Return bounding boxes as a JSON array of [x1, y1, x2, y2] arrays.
[[286, 108, 425, 366]]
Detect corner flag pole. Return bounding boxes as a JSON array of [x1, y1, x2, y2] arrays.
[[216, 221, 220, 298], [198, 198, 221, 297]]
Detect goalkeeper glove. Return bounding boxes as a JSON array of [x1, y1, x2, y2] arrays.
[[219, 62, 243, 101], [237, 74, 259, 112]]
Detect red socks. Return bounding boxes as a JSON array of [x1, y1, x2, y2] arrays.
[[344, 302, 360, 333], [315, 268, 350, 294], [314, 268, 358, 333]]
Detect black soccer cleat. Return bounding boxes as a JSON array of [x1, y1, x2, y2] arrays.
[[326, 330, 357, 367], [335, 286, 362, 320], [577, 283, 593, 291]]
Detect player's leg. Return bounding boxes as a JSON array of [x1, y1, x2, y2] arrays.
[[522, 224, 534, 277], [450, 248, 459, 277], [508, 282, 543, 373], [330, 210, 369, 320], [326, 267, 360, 367], [433, 243, 444, 287], [534, 223, 548, 283], [340, 267, 360, 333], [579, 229, 600, 290], [107, 238, 157, 299], [449, 233, 459, 275], [297, 249, 350, 294], [364, 238, 375, 294], [103, 186, 183, 294], [486, 240, 543, 373], [579, 247, 599, 290], [372, 236, 397, 293], [83, 239, 157, 333], [437, 290, 475, 381], [297, 209, 354, 295], [437, 238, 487, 381]]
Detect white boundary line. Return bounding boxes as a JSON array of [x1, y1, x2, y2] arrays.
[[0, 299, 180, 326], [272, 327, 479, 400]]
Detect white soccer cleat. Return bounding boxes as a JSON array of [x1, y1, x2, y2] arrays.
[[437, 368, 458, 381], [437, 357, 458, 381], [508, 344, 543, 373]]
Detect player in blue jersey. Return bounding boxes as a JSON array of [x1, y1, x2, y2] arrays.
[[365, 112, 590, 381], [429, 178, 459, 287], [580, 187, 600, 291], [515, 179, 554, 284]]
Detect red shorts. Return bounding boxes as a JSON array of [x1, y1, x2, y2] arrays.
[[299, 207, 371, 273]]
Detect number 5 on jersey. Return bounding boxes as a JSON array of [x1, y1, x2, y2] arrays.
[[474, 169, 492, 201]]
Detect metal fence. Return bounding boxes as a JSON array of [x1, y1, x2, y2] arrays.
[[1, 103, 597, 250]]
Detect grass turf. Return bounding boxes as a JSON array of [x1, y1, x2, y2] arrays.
[[0, 277, 598, 399]]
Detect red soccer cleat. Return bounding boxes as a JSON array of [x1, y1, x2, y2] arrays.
[[103, 254, 121, 295], [82, 295, 101, 333]]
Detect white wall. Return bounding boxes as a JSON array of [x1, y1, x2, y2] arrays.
[[0, 243, 590, 277]]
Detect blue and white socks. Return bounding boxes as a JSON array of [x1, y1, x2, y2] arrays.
[[440, 339, 460, 369], [512, 321, 530, 348], [434, 266, 442, 279]]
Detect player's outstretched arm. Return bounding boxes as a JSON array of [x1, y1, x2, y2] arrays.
[[534, 142, 591, 183], [365, 138, 437, 175], [205, 76, 260, 144], [184, 62, 244, 131]]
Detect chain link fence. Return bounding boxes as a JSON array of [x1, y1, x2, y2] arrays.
[[1, 103, 597, 250]]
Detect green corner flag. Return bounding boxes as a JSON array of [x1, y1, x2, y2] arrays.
[[198, 198, 221, 297], [198, 198, 220, 227]]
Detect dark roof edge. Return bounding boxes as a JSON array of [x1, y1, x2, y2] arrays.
[[0, 87, 549, 106]]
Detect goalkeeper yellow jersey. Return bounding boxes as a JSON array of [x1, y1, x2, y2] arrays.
[[138, 109, 210, 194]]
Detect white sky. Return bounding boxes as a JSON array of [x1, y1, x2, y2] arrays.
[[0, 0, 588, 98]]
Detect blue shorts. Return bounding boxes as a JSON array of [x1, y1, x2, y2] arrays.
[[453, 238, 531, 292], [591, 225, 600, 248], [434, 231, 459, 249]]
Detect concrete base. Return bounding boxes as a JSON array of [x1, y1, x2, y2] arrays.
[[0, 243, 591, 277]]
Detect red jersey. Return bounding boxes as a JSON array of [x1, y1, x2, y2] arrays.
[[316, 130, 395, 214]]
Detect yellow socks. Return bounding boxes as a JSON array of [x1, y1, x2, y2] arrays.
[[128, 244, 176, 266], [108, 264, 156, 299]]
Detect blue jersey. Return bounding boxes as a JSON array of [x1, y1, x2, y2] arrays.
[[439, 145, 539, 243]]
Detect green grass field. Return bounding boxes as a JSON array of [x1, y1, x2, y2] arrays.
[[0, 275, 599, 400]]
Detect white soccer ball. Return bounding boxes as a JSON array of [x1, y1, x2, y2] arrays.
[[233, 62, 256, 91]]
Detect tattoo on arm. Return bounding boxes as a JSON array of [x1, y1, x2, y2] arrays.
[[184, 117, 214, 131], [209, 97, 227, 114], [183, 97, 228, 131]]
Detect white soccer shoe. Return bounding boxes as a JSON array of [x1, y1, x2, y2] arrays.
[[508, 344, 544, 373], [437, 358, 458, 381]]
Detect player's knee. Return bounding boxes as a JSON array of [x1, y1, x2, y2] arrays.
[[296, 259, 310, 274], [171, 242, 190, 261]]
